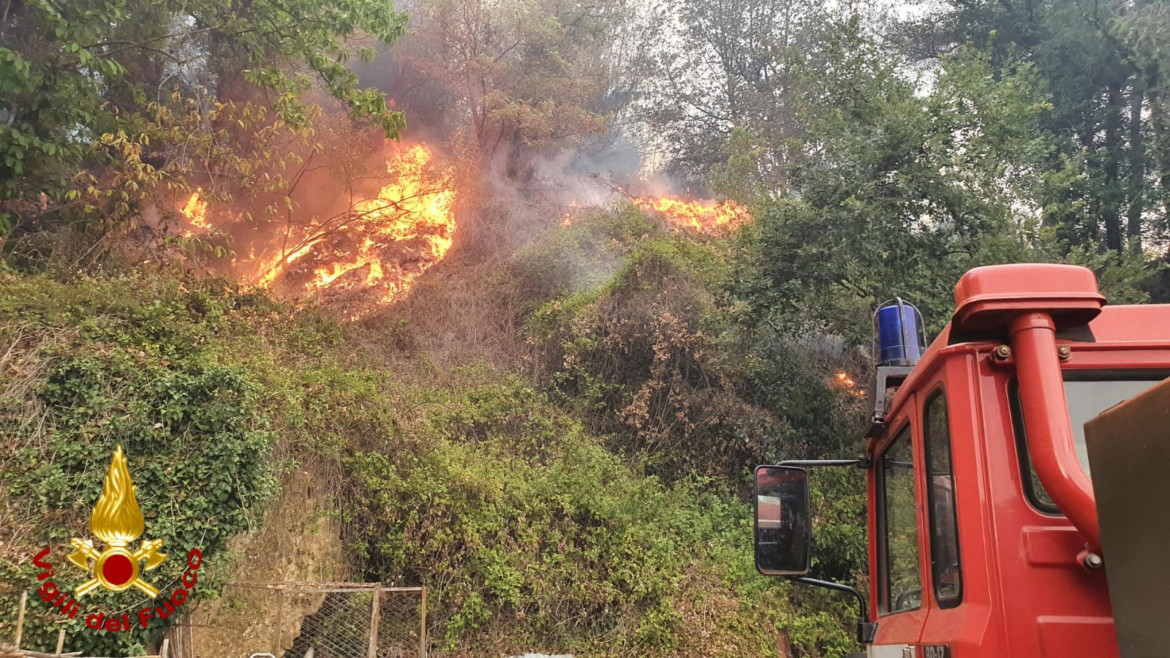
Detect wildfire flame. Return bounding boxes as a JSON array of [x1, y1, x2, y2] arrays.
[[561, 200, 579, 227], [254, 239, 323, 290], [834, 370, 866, 397], [632, 196, 751, 234], [180, 190, 210, 234], [245, 143, 457, 314], [309, 144, 454, 301], [91, 446, 145, 547], [174, 145, 456, 315]]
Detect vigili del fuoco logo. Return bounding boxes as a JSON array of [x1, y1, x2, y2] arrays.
[[31, 445, 206, 633], [68, 444, 168, 596]]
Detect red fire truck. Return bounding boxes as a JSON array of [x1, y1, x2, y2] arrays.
[[755, 263, 1170, 657]]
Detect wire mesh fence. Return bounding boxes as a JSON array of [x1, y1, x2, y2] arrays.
[[175, 582, 427, 658]]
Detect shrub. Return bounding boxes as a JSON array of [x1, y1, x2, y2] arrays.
[[0, 273, 276, 655], [518, 206, 781, 484]]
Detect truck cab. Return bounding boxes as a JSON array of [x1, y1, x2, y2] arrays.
[[755, 264, 1170, 657]]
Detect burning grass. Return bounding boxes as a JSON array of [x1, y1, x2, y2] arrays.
[[631, 196, 751, 234], [178, 143, 458, 318], [559, 194, 752, 237]]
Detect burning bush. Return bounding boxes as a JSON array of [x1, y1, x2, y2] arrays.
[[631, 196, 751, 234], [176, 142, 458, 318]]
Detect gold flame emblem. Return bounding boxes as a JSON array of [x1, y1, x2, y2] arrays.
[[66, 446, 167, 597]]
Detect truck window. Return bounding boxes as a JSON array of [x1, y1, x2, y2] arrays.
[[1013, 372, 1168, 513], [879, 424, 921, 614], [924, 390, 962, 608]]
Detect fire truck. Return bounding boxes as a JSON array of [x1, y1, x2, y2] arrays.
[[754, 264, 1170, 658]]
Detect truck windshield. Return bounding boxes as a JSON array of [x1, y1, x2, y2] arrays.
[[1018, 372, 1168, 512]]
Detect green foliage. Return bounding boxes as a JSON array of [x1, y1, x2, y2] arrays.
[[0, 0, 407, 235], [727, 28, 1115, 343], [401, 0, 628, 167], [638, 0, 807, 189], [721, 321, 868, 461], [511, 206, 660, 313], [807, 469, 867, 586], [910, 0, 1170, 256], [509, 205, 871, 652], [341, 378, 844, 654], [345, 395, 684, 648], [0, 273, 277, 655], [0, 267, 860, 656], [517, 206, 788, 484]]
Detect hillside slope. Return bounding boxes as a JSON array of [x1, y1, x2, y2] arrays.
[[0, 206, 862, 657]]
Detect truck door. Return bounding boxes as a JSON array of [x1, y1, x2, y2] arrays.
[[871, 405, 929, 655], [917, 386, 966, 657]]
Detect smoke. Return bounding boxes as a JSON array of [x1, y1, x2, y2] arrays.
[[156, 7, 741, 321]]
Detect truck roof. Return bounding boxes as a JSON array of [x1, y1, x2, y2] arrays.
[[877, 301, 1170, 448]]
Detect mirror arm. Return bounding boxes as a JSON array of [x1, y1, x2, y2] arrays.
[[789, 577, 878, 644], [779, 458, 872, 470]]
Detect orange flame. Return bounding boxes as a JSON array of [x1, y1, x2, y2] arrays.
[[180, 190, 210, 233], [90, 446, 145, 546], [254, 239, 323, 289], [304, 144, 455, 304], [561, 200, 580, 227], [250, 144, 456, 313], [834, 370, 866, 397], [170, 144, 456, 317], [632, 196, 751, 234]]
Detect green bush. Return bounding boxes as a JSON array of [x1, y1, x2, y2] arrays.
[[0, 274, 276, 655], [517, 205, 783, 484], [342, 381, 699, 649], [338, 379, 852, 654]]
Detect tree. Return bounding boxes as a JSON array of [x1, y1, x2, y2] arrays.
[[730, 21, 1059, 343], [395, 0, 632, 177], [1116, 1, 1170, 232], [0, 0, 408, 241], [898, 0, 1170, 256], [635, 0, 828, 194]]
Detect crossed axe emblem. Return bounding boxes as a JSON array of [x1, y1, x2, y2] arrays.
[[67, 538, 167, 597], [67, 446, 167, 597]]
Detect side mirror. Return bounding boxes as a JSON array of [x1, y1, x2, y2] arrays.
[[754, 465, 812, 576]]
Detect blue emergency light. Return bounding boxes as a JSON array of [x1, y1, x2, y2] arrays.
[[874, 299, 924, 367]]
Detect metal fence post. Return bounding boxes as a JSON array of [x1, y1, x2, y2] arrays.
[[419, 586, 427, 658], [368, 583, 381, 658], [272, 586, 284, 655]]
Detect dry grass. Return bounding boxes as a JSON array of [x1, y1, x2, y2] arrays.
[[344, 191, 564, 380], [0, 323, 80, 566], [0, 323, 76, 461]]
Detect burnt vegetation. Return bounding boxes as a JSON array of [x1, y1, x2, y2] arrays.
[[1, 0, 1168, 655]]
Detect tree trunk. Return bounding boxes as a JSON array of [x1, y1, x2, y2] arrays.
[[1149, 62, 1170, 227], [1079, 114, 1099, 242], [1128, 74, 1147, 253], [1103, 78, 1125, 252]]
